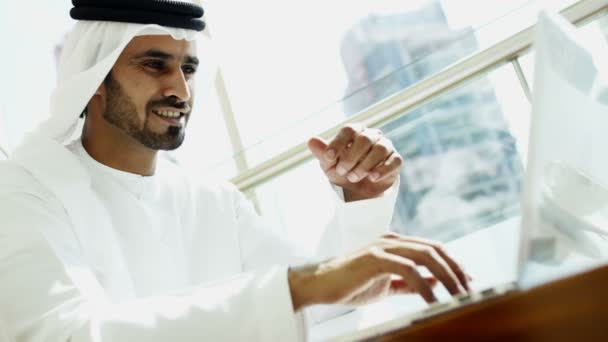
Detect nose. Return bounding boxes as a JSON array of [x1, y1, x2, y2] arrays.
[[162, 68, 192, 102]]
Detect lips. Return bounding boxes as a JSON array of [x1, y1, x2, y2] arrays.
[[152, 109, 185, 125]]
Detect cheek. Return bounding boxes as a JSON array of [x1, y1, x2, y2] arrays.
[[130, 80, 158, 117]]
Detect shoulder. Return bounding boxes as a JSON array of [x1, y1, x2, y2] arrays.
[[0, 161, 53, 200], [0, 161, 68, 230]]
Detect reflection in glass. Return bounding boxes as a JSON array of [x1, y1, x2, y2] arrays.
[[382, 66, 527, 241], [208, 0, 577, 171], [341, 1, 477, 117]]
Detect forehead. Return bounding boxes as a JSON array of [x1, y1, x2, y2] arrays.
[[120, 35, 197, 59]]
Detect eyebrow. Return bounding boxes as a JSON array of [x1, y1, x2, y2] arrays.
[[185, 56, 199, 66], [133, 49, 199, 65]]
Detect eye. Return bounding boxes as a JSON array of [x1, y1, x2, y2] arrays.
[[143, 60, 166, 71], [182, 64, 197, 75]]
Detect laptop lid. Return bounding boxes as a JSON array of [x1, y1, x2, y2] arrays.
[[518, 10, 608, 284]]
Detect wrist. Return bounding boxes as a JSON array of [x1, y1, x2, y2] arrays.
[[343, 188, 381, 202], [288, 264, 321, 312]]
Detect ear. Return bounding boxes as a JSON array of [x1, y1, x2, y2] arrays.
[[85, 80, 108, 119], [94, 82, 106, 97]]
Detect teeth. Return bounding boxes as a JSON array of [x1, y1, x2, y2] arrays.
[[156, 110, 181, 118]]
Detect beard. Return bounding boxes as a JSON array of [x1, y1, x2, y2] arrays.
[[102, 74, 188, 151]]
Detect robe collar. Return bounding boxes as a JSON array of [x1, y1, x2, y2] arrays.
[[70, 140, 157, 201]]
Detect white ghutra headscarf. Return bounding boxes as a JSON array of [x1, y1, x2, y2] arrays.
[[43, 22, 199, 144], [32, 0, 208, 145]]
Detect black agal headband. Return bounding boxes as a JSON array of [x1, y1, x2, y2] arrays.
[[70, 0, 206, 31]]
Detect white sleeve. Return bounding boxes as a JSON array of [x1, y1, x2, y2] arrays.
[[0, 193, 301, 342], [316, 177, 400, 259], [229, 178, 399, 326]]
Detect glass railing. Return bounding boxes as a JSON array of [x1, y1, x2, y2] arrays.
[[380, 63, 528, 241], [177, 1, 608, 248], [177, 0, 583, 182], [195, 0, 580, 173], [247, 61, 529, 247]]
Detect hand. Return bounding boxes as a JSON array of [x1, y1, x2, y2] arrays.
[[288, 233, 471, 311], [308, 124, 402, 202]]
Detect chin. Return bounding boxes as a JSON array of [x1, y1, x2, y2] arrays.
[[137, 130, 186, 151]]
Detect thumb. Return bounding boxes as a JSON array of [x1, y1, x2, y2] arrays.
[[307, 136, 330, 161]]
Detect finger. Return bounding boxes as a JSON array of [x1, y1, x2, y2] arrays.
[[383, 233, 471, 291], [369, 152, 403, 183], [389, 276, 438, 294], [347, 138, 392, 182], [398, 237, 471, 291], [385, 241, 464, 296], [372, 251, 437, 303], [337, 129, 383, 180], [307, 136, 337, 171], [326, 124, 363, 163]]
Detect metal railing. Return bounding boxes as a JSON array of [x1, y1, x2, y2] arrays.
[[231, 0, 608, 192], [0, 145, 7, 159]]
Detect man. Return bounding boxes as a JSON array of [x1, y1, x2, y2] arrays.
[[0, 1, 469, 341]]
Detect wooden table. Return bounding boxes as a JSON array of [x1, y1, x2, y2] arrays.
[[375, 264, 608, 341]]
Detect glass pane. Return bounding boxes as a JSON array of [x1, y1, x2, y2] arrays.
[[384, 63, 529, 241], [0, 1, 72, 148], [206, 0, 577, 175], [171, 83, 237, 179], [245, 63, 530, 249], [243, 158, 337, 255]]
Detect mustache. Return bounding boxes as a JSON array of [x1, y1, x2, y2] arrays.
[[147, 96, 191, 113]]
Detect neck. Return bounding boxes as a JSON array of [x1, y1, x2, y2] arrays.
[[81, 119, 158, 176]]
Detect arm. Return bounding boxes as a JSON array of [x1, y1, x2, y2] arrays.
[[309, 124, 402, 258], [0, 193, 301, 342], [292, 125, 471, 313], [315, 179, 399, 260]]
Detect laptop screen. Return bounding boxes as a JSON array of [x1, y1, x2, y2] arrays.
[[519, 10, 608, 287]]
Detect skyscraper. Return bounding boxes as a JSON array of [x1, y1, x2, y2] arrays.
[[340, 1, 523, 241]]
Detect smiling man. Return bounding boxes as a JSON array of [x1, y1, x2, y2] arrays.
[[0, 1, 469, 341], [81, 35, 199, 175]]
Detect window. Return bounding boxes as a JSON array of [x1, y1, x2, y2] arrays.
[[0, 1, 72, 149], [246, 62, 529, 248], [383, 64, 529, 241], [200, 0, 578, 176], [230, 1, 607, 248], [2, 0, 603, 247]]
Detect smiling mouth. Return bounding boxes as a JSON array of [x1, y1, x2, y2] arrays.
[[152, 110, 185, 125], [153, 109, 184, 118]]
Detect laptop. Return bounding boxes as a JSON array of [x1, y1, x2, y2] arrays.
[[318, 9, 608, 342]]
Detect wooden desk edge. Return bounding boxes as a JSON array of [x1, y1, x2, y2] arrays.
[[373, 263, 608, 341]]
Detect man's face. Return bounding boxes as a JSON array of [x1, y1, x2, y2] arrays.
[[101, 35, 198, 150]]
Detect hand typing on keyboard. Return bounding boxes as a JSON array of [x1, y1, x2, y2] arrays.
[[288, 233, 472, 311]]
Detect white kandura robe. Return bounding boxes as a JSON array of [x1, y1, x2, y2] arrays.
[[0, 137, 397, 342]]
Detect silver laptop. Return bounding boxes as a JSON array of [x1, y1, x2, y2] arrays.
[[319, 9, 608, 342]]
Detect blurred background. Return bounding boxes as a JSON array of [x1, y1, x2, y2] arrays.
[[2, 0, 607, 253]]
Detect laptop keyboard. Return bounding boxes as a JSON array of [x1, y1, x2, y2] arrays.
[[412, 282, 516, 324]]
